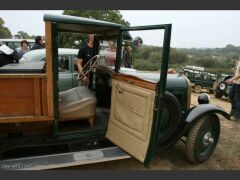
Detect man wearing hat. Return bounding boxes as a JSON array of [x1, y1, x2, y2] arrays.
[[227, 59, 240, 121], [0, 41, 20, 67]]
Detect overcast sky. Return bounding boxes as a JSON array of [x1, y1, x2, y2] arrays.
[[0, 10, 240, 48]]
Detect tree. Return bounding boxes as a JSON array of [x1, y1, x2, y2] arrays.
[[63, 10, 129, 26], [15, 31, 32, 39], [0, 17, 12, 38], [58, 10, 130, 48]]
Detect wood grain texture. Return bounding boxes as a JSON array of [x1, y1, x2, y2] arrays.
[[0, 78, 35, 116], [0, 74, 46, 78], [0, 116, 53, 123], [34, 78, 41, 116], [113, 73, 157, 91], [45, 21, 54, 117], [41, 78, 48, 116]]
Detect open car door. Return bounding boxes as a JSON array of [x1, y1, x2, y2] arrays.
[[106, 77, 156, 163], [106, 25, 172, 165]]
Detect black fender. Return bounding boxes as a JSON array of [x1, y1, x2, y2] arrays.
[[185, 104, 230, 124]]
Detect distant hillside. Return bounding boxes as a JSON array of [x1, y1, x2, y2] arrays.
[[178, 44, 240, 60], [133, 44, 238, 74]]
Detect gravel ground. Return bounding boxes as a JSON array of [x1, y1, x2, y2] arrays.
[[64, 93, 240, 170]]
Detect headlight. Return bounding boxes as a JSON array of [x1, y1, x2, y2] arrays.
[[198, 93, 210, 104]]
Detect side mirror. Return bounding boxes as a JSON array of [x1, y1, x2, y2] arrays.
[[132, 37, 143, 48]]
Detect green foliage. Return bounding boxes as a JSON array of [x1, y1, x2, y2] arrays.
[[132, 44, 239, 73], [58, 10, 130, 48], [15, 31, 32, 39], [64, 10, 130, 26], [169, 48, 189, 64], [133, 59, 160, 71], [0, 17, 12, 38]]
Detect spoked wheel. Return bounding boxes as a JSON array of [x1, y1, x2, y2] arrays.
[[185, 114, 220, 163], [193, 85, 202, 93], [78, 55, 100, 80]]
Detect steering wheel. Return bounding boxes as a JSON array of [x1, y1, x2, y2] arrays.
[[77, 55, 100, 80]]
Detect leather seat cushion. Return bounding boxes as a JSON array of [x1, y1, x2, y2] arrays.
[[59, 86, 97, 119]]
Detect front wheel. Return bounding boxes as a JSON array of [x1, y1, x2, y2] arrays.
[[185, 114, 220, 163]]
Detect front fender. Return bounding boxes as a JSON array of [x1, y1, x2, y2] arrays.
[[156, 104, 229, 151], [185, 104, 230, 124]]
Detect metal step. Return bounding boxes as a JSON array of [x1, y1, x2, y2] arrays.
[[0, 147, 130, 170]]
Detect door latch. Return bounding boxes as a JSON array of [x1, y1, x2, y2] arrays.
[[116, 83, 123, 93]]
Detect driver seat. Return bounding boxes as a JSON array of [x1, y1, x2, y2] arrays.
[[59, 86, 97, 128]]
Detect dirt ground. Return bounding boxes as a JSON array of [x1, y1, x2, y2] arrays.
[[66, 93, 240, 170]]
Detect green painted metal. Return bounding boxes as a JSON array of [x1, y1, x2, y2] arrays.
[[52, 22, 60, 137], [115, 30, 123, 73], [57, 129, 107, 140], [44, 14, 125, 32], [144, 24, 172, 166]]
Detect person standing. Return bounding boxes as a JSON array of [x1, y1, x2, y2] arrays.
[[17, 40, 29, 58], [227, 60, 240, 121], [31, 36, 45, 50], [105, 41, 116, 66], [123, 46, 133, 68], [0, 42, 20, 67], [76, 34, 95, 86]]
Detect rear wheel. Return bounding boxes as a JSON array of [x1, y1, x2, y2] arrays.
[[185, 114, 220, 163], [193, 85, 202, 93]]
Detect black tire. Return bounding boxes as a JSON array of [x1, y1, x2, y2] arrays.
[[216, 81, 228, 95], [193, 85, 202, 93], [185, 114, 220, 163], [158, 91, 182, 143]]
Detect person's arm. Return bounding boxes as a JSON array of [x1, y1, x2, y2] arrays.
[[77, 47, 87, 80], [77, 58, 83, 73], [226, 62, 240, 84]]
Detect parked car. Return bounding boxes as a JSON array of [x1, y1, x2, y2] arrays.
[[0, 14, 229, 170], [20, 48, 79, 91], [0, 38, 36, 50], [213, 74, 233, 99], [181, 66, 217, 93]]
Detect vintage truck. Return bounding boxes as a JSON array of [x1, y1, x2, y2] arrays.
[[0, 14, 229, 170], [181, 66, 217, 93]]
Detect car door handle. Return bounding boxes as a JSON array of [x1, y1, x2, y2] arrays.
[[116, 83, 123, 93]]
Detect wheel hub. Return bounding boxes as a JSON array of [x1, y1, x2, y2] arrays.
[[220, 83, 225, 90], [203, 132, 214, 145]]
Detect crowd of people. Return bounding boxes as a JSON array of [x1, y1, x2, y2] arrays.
[[0, 36, 45, 67]]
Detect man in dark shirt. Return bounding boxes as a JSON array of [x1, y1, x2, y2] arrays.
[[76, 34, 94, 85], [31, 36, 45, 50]]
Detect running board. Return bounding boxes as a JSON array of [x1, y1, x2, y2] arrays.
[[0, 147, 130, 170]]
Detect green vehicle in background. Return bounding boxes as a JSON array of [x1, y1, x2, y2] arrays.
[[213, 74, 233, 99], [20, 48, 79, 92], [181, 66, 217, 93]]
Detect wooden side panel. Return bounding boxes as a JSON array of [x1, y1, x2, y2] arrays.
[[0, 79, 35, 116], [34, 78, 41, 116], [0, 116, 53, 123], [45, 21, 54, 117], [113, 74, 157, 91], [41, 78, 48, 116]]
